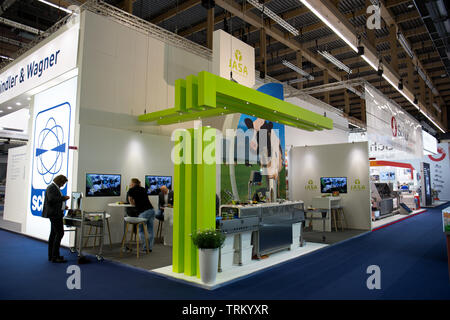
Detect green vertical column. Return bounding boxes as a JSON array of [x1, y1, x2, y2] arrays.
[[184, 128, 197, 276], [172, 130, 185, 273], [195, 126, 217, 278], [172, 127, 216, 278]]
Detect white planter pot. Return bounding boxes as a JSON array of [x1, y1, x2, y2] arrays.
[[199, 248, 219, 285]]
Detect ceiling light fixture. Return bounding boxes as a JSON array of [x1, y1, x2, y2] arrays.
[[247, 0, 299, 36], [299, 0, 357, 51], [282, 60, 314, 80], [7, 106, 12, 109], [0, 54, 14, 61], [38, 0, 74, 14], [286, 78, 308, 85], [318, 51, 352, 74], [432, 103, 441, 113], [397, 32, 414, 59]]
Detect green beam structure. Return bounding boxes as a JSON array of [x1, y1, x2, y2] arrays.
[[138, 71, 333, 131], [142, 71, 333, 279], [172, 127, 216, 277]]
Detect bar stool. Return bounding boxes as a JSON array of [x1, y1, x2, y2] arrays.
[[336, 207, 347, 231], [84, 213, 113, 249], [330, 209, 339, 232], [120, 217, 150, 258], [155, 216, 164, 243]]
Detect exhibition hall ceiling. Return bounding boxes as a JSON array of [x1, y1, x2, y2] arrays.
[[0, 0, 448, 134]]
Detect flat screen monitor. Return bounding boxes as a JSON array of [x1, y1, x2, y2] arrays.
[[86, 174, 121, 197], [145, 175, 172, 195], [320, 177, 347, 194], [380, 171, 395, 181]]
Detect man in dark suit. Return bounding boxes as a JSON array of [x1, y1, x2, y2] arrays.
[[42, 175, 70, 263], [156, 185, 173, 221]]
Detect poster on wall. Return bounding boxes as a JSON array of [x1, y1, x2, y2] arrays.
[[421, 162, 432, 206], [427, 143, 450, 200], [220, 83, 286, 203], [26, 76, 77, 242], [365, 85, 423, 160]]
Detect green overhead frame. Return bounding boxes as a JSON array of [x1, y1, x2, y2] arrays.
[[172, 127, 216, 278], [138, 71, 333, 131]]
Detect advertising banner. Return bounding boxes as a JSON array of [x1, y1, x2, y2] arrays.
[[25, 76, 77, 242], [220, 83, 286, 203], [365, 85, 422, 160], [0, 23, 79, 105], [427, 142, 450, 201]]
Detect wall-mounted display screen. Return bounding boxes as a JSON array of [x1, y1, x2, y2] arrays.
[[380, 171, 395, 181], [320, 177, 347, 194], [86, 174, 121, 197], [145, 175, 172, 195]]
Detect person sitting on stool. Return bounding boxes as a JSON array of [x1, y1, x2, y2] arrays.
[[42, 175, 70, 263], [156, 185, 173, 222], [127, 178, 155, 252]]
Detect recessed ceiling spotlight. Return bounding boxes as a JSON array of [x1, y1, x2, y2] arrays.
[[0, 110, 3, 113], [16, 102, 21, 106], [408, 4, 414, 9], [7, 106, 12, 109], [27, 97, 31, 101]]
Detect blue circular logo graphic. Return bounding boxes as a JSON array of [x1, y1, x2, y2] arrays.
[[35, 117, 66, 185]]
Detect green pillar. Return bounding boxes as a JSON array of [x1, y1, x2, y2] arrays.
[[172, 127, 216, 277]]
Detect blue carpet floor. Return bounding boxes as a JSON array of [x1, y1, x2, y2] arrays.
[[1, 203, 449, 300]]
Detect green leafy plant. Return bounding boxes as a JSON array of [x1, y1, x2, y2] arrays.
[[191, 229, 226, 249]]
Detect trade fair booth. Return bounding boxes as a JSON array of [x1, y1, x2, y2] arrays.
[[0, 1, 445, 288]]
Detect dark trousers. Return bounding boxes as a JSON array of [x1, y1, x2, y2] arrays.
[[48, 217, 64, 259]]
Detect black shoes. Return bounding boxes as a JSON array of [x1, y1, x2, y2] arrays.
[[50, 256, 67, 263]]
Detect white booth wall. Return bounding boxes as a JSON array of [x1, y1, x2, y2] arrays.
[[74, 11, 213, 243], [76, 124, 173, 244], [284, 96, 349, 147], [289, 142, 371, 231]]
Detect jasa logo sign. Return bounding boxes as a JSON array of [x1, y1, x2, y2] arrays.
[[351, 179, 366, 191], [305, 179, 318, 191], [229, 49, 248, 77]]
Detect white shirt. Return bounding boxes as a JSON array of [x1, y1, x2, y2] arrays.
[[52, 182, 66, 210], [164, 193, 169, 206]]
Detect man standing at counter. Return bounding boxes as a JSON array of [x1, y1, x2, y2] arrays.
[[127, 178, 155, 252], [42, 175, 70, 263]]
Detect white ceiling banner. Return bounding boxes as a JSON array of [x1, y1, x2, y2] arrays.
[[365, 85, 423, 160], [212, 29, 255, 88]]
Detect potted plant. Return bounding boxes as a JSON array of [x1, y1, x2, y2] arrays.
[[191, 228, 225, 284]]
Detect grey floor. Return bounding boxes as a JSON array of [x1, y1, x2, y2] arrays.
[[83, 228, 368, 271], [84, 240, 173, 270], [302, 228, 367, 245]]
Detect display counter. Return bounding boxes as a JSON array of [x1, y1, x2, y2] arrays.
[[219, 200, 305, 258]]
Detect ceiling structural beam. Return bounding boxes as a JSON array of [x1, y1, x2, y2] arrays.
[[298, 0, 446, 133], [377, 0, 448, 115], [260, 27, 267, 79], [0, 17, 43, 35], [0, 0, 18, 16], [215, 0, 342, 81], [206, 6, 214, 49], [150, 0, 200, 25], [122, 0, 135, 14]]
